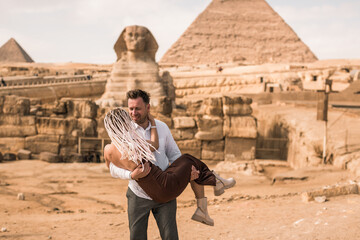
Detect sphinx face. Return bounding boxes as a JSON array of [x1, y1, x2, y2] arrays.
[[124, 26, 147, 52]]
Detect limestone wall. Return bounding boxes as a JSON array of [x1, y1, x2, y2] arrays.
[[172, 95, 256, 161], [161, 60, 360, 99], [0, 74, 108, 102], [0, 95, 99, 162], [0, 94, 257, 163]]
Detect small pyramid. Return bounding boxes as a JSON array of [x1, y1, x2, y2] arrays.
[[0, 38, 34, 63], [160, 0, 317, 66]]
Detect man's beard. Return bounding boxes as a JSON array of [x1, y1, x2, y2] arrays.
[[134, 114, 147, 125]]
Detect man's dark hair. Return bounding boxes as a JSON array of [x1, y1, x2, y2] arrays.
[[126, 89, 150, 104]]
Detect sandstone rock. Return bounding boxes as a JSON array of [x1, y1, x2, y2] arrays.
[[301, 183, 359, 202], [151, 97, 172, 116], [40, 152, 62, 163], [36, 117, 77, 135], [199, 97, 223, 116], [61, 98, 98, 119], [177, 140, 201, 159], [0, 115, 36, 137], [0, 125, 37, 137], [77, 118, 97, 137], [17, 193, 25, 200], [225, 137, 256, 161], [59, 135, 78, 146], [17, 149, 31, 160], [224, 116, 257, 138], [2, 95, 30, 115], [195, 115, 223, 140], [25, 135, 60, 154], [0, 137, 25, 152], [99, 26, 166, 106], [176, 99, 203, 117], [171, 128, 196, 141], [154, 113, 173, 129], [173, 116, 196, 129], [62, 153, 84, 163], [59, 146, 78, 157], [201, 140, 224, 161], [3, 153, 16, 161]]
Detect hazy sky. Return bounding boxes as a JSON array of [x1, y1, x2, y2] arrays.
[[0, 0, 359, 64]]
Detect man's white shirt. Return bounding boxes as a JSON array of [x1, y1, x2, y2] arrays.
[[109, 119, 181, 200]]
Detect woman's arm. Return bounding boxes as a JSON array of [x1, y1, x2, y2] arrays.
[[146, 113, 159, 152]]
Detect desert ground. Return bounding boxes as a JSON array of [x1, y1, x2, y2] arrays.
[[1, 158, 360, 240]]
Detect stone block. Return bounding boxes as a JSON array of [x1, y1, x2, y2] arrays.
[[2, 95, 30, 115], [59, 135, 78, 146], [61, 98, 98, 119], [17, 149, 31, 160], [201, 140, 224, 161], [0, 152, 3, 162], [195, 115, 223, 140], [40, 152, 62, 163], [154, 113, 173, 129], [225, 137, 256, 161], [222, 95, 252, 116], [224, 116, 257, 138], [301, 184, 359, 202], [0, 115, 36, 125], [63, 153, 84, 163], [173, 117, 196, 129], [176, 99, 203, 117], [25, 135, 60, 154], [60, 146, 79, 156], [3, 153, 16, 161], [77, 118, 97, 137], [199, 97, 223, 116], [151, 97, 172, 115], [0, 125, 37, 137], [36, 117, 77, 135], [176, 140, 201, 159], [171, 128, 196, 140], [0, 137, 25, 152]]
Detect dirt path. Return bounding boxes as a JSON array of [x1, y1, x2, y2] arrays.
[[1, 160, 359, 240]]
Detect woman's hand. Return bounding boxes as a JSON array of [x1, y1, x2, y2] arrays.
[[131, 162, 151, 180], [190, 165, 200, 181]]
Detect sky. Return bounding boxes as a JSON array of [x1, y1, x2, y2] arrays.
[[0, 0, 359, 64]]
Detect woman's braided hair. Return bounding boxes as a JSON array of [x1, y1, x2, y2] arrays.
[[104, 107, 156, 165]]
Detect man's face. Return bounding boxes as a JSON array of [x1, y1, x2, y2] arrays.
[[128, 97, 149, 125]]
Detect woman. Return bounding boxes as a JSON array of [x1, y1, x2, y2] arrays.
[[104, 107, 236, 226]]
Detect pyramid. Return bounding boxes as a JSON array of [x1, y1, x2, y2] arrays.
[[0, 38, 34, 63], [160, 0, 317, 66]]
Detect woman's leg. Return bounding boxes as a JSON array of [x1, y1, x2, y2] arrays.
[[190, 181, 204, 198], [190, 181, 214, 226]]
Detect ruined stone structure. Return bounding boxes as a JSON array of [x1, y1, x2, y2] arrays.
[[160, 0, 317, 66], [0, 94, 257, 164], [99, 25, 166, 107], [0, 74, 108, 103], [0, 38, 34, 63]]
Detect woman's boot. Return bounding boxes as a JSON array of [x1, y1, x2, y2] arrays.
[[191, 197, 214, 226], [213, 171, 236, 196]]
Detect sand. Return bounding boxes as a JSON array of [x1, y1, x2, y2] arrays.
[[1, 159, 360, 240]]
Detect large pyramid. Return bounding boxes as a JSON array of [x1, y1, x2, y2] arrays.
[[160, 0, 317, 66], [0, 38, 34, 63]]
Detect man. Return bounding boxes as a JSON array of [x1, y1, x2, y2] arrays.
[[109, 89, 181, 240]]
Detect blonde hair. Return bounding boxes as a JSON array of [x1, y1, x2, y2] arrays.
[[104, 107, 156, 165]]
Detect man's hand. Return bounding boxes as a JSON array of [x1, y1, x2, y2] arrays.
[[131, 162, 151, 180], [190, 165, 200, 181]]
